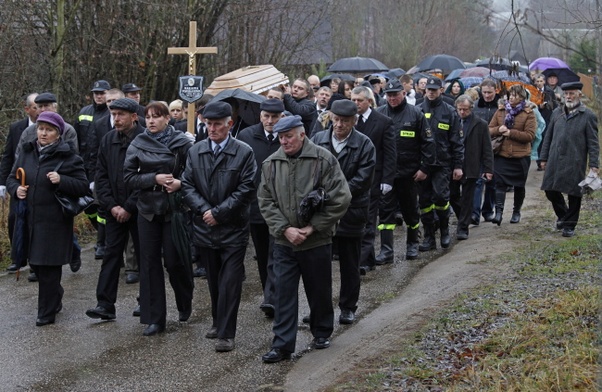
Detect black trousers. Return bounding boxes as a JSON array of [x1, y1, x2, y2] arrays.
[[360, 191, 379, 268], [137, 215, 194, 327], [249, 223, 275, 305], [336, 236, 361, 312], [271, 243, 333, 353], [450, 178, 478, 232], [202, 245, 246, 339], [95, 214, 140, 314], [31, 264, 63, 321], [545, 191, 582, 230]]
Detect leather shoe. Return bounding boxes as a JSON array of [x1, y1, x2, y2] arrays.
[[260, 303, 274, 318], [555, 220, 564, 230], [470, 217, 480, 226], [205, 326, 218, 339], [179, 308, 192, 322], [339, 309, 355, 325], [483, 213, 494, 222], [302, 315, 310, 324], [510, 211, 521, 223], [562, 228, 575, 237], [94, 244, 105, 260], [125, 272, 139, 284], [374, 257, 393, 266], [28, 271, 38, 282], [457, 230, 469, 240], [132, 305, 141, 317], [36, 318, 55, 327], [215, 338, 235, 352], [193, 266, 207, 278], [69, 258, 81, 273], [262, 348, 292, 363], [359, 265, 375, 276], [312, 337, 330, 349], [6, 263, 19, 273], [142, 324, 165, 336], [86, 306, 116, 320]]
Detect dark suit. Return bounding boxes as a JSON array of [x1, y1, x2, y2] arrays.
[[175, 118, 207, 143], [355, 109, 396, 268]]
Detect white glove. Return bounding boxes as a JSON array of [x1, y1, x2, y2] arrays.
[[183, 131, 196, 143], [0, 185, 6, 199], [380, 183, 392, 195], [89, 182, 95, 192]]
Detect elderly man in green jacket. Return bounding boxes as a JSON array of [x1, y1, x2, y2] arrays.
[[258, 115, 351, 363]]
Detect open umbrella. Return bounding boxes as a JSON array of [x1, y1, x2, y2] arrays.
[[542, 68, 580, 86], [459, 67, 492, 78], [385, 68, 405, 79], [414, 54, 465, 74], [475, 57, 513, 71], [11, 167, 28, 281], [210, 88, 265, 128], [459, 77, 484, 88], [320, 74, 355, 87], [529, 57, 569, 72], [327, 57, 389, 73], [444, 68, 466, 82]]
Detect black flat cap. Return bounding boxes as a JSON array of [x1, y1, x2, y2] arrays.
[[260, 98, 285, 113], [91, 80, 111, 92], [383, 79, 403, 93], [109, 98, 139, 113], [122, 83, 142, 92], [560, 81, 583, 91], [330, 99, 358, 116], [203, 101, 232, 119], [425, 77, 442, 89], [34, 92, 57, 104], [272, 115, 303, 134]]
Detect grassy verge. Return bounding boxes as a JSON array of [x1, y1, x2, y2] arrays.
[[331, 195, 601, 392]]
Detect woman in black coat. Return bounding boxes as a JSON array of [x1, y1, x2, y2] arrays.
[[123, 102, 194, 336], [7, 112, 89, 326]]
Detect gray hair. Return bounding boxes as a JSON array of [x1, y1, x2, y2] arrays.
[[455, 94, 474, 108], [351, 86, 376, 107]]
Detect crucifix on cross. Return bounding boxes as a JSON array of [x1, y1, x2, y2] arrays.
[[168, 21, 217, 135]]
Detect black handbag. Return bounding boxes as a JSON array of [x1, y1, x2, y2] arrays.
[[53, 162, 94, 217], [296, 160, 329, 227]]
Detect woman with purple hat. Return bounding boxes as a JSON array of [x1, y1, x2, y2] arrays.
[[6, 111, 89, 326]]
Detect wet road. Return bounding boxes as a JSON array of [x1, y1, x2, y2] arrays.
[[0, 233, 438, 391]]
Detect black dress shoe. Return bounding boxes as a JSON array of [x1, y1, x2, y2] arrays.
[[69, 258, 81, 273], [125, 272, 139, 284], [179, 308, 192, 322], [302, 315, 310, 324], [132, 305, 141, 317], [94, 245, 105, 260], [193, 266, 207, 278], [262, 348, 292, 363], [260, 303, 274, 318], [28, 271, 38, 282], [312, 337, 330, 349], [86, 306, 116, 320], [456, 230, 469, 240], [470, 217, 480, 226], [339, 309, 355, 325], [205, 326, 218, 339], [562, 228, 575, 237], [483, 213, 494, 222], [215, 338, 235, 352], [555, 220, 564, 230], [359, 265, 375, 276], [36, 318, 55, 327], [6, 263, 19, 273], [143, 324, 165, 336], [510, 211, 521, 223]]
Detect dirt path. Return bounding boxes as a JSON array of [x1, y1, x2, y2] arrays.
[[284, 164, 549, 391]]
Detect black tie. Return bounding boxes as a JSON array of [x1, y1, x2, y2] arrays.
[[267, 133, 274, 142], [214, 144, 221, 156], [357, 115, 365, 129]]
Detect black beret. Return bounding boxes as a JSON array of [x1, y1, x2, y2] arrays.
[[383, 79, 403, 92], [260, 98, 285, 113], [91, 80, 111, 92], [560, 81, 583, 91], [122, 83, 142, 92], [34, 92, 57, 104], [330, 99, 358, 117], [272, 115, 304, 134], [203, 101, 232, 119], [109, 98, 139, 113], [425, 77, 443, 89]]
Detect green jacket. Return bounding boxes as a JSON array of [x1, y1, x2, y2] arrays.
[[258, 138, 351, 251]]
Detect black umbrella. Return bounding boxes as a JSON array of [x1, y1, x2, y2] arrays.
[[385, 68, 405, 79], [327, 57, 389, 73], [11, 167, 28, 281], [168, 191, 193, 282], [414, 54, 466, 73], [542, 68, 580, 86], [475, 57, 513, 71], [210, 89, 266, 127], [320, 74, 355, 87]]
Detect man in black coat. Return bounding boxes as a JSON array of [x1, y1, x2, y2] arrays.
[[86, 98, 143, 321], [350, 86, 396, 274], [450, 95, 493, 240], [237, 99, 284, 318], [1, 93, 38, 273], [311, 100, 376, 324], [283, 78, 317, 136], [181, 101, 256, 352]]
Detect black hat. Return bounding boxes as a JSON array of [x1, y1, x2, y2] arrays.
[[330, 99, 358, 116], [34, 92, 57, 104], [109, 98, 139, 113], [560, 81, 583, 91], [203, 101, 232, 119], [91, 80, 111, 92], [272, 115, 304, 134], [383, 79, 403, 93], [260, 98, 285, 113], [425, 77, 443, 89], [122, 83, 142, 93], [368, 75, 382, 84]]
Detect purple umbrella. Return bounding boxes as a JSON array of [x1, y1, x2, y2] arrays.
[[529, 57, 569, 71]]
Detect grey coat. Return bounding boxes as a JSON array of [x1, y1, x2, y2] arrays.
[[540, 105, 600, 196]]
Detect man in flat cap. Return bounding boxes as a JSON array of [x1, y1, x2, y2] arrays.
[[181, 101, 256, 352], [540, 81, 599, 237], [85, 98, 144, 321], [258, 115, 351, 363], [122, 83, 146, 126], [237, 98, 285, 318], [311, 99, 375, 325]]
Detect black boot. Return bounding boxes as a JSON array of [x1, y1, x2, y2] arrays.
[[375, 230, 394, 265], [491, 189, 506, 226], [419, 223, 436, 252], [436, 209, 451, 248], [406, 226, 420, 260], [510, 187, 525, 224]]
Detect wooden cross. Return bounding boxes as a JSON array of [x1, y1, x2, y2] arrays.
[[168, 21, 217, 134]]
